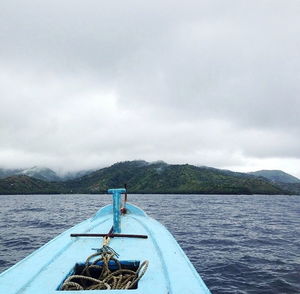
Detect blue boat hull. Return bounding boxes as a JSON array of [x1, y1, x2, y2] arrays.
[[0, 203, 211, 293]]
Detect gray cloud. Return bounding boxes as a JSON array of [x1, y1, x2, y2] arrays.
[[0, 0, 300, 177]]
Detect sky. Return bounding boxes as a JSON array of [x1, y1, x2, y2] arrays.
[[0, 0, 300, 177]]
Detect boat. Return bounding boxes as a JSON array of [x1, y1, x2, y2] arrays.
[[0, 188, 211, 293]]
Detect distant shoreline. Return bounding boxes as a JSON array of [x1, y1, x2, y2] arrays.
[[1, 161, 299, 195]]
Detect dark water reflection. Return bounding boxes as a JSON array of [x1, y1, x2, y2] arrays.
[[0, 194, 299, 293]]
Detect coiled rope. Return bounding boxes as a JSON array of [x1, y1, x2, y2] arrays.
[[60, 237, 149, 290]]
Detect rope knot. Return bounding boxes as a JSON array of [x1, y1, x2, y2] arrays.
[[103, 236, 110, 246]]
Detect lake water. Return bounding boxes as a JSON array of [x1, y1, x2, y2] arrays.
[[0, 194, 299, 293]]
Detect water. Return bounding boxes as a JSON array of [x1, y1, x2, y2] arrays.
[[0, 194, 299, 293]]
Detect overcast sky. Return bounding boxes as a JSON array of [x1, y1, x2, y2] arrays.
[[0, 0, 300, 177]]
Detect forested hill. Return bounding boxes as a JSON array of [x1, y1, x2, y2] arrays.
[[0, 161, 293, 195], [0, 175, 64, 194], [249, 170, 300, 184]]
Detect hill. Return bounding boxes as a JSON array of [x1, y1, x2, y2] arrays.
[[0, 161, 295, 195], [0, 168, 22, 179], [0, 175, 65, 194], [64, 161, 286, 194], [0, 167, 92, 182], [249, 170, 300, 184], [18, 167, 60, 182], [275, 182, 300, 195]]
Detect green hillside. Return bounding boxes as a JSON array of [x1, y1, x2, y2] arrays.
[[64, 161, 286, 195], [0, 175, 65, 194], [249, 170, 300, 184], [275, 182, 300, 195], [0, 161, 293, 195]]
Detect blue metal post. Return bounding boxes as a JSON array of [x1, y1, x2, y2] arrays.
[[107, 188, 126, 233]]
